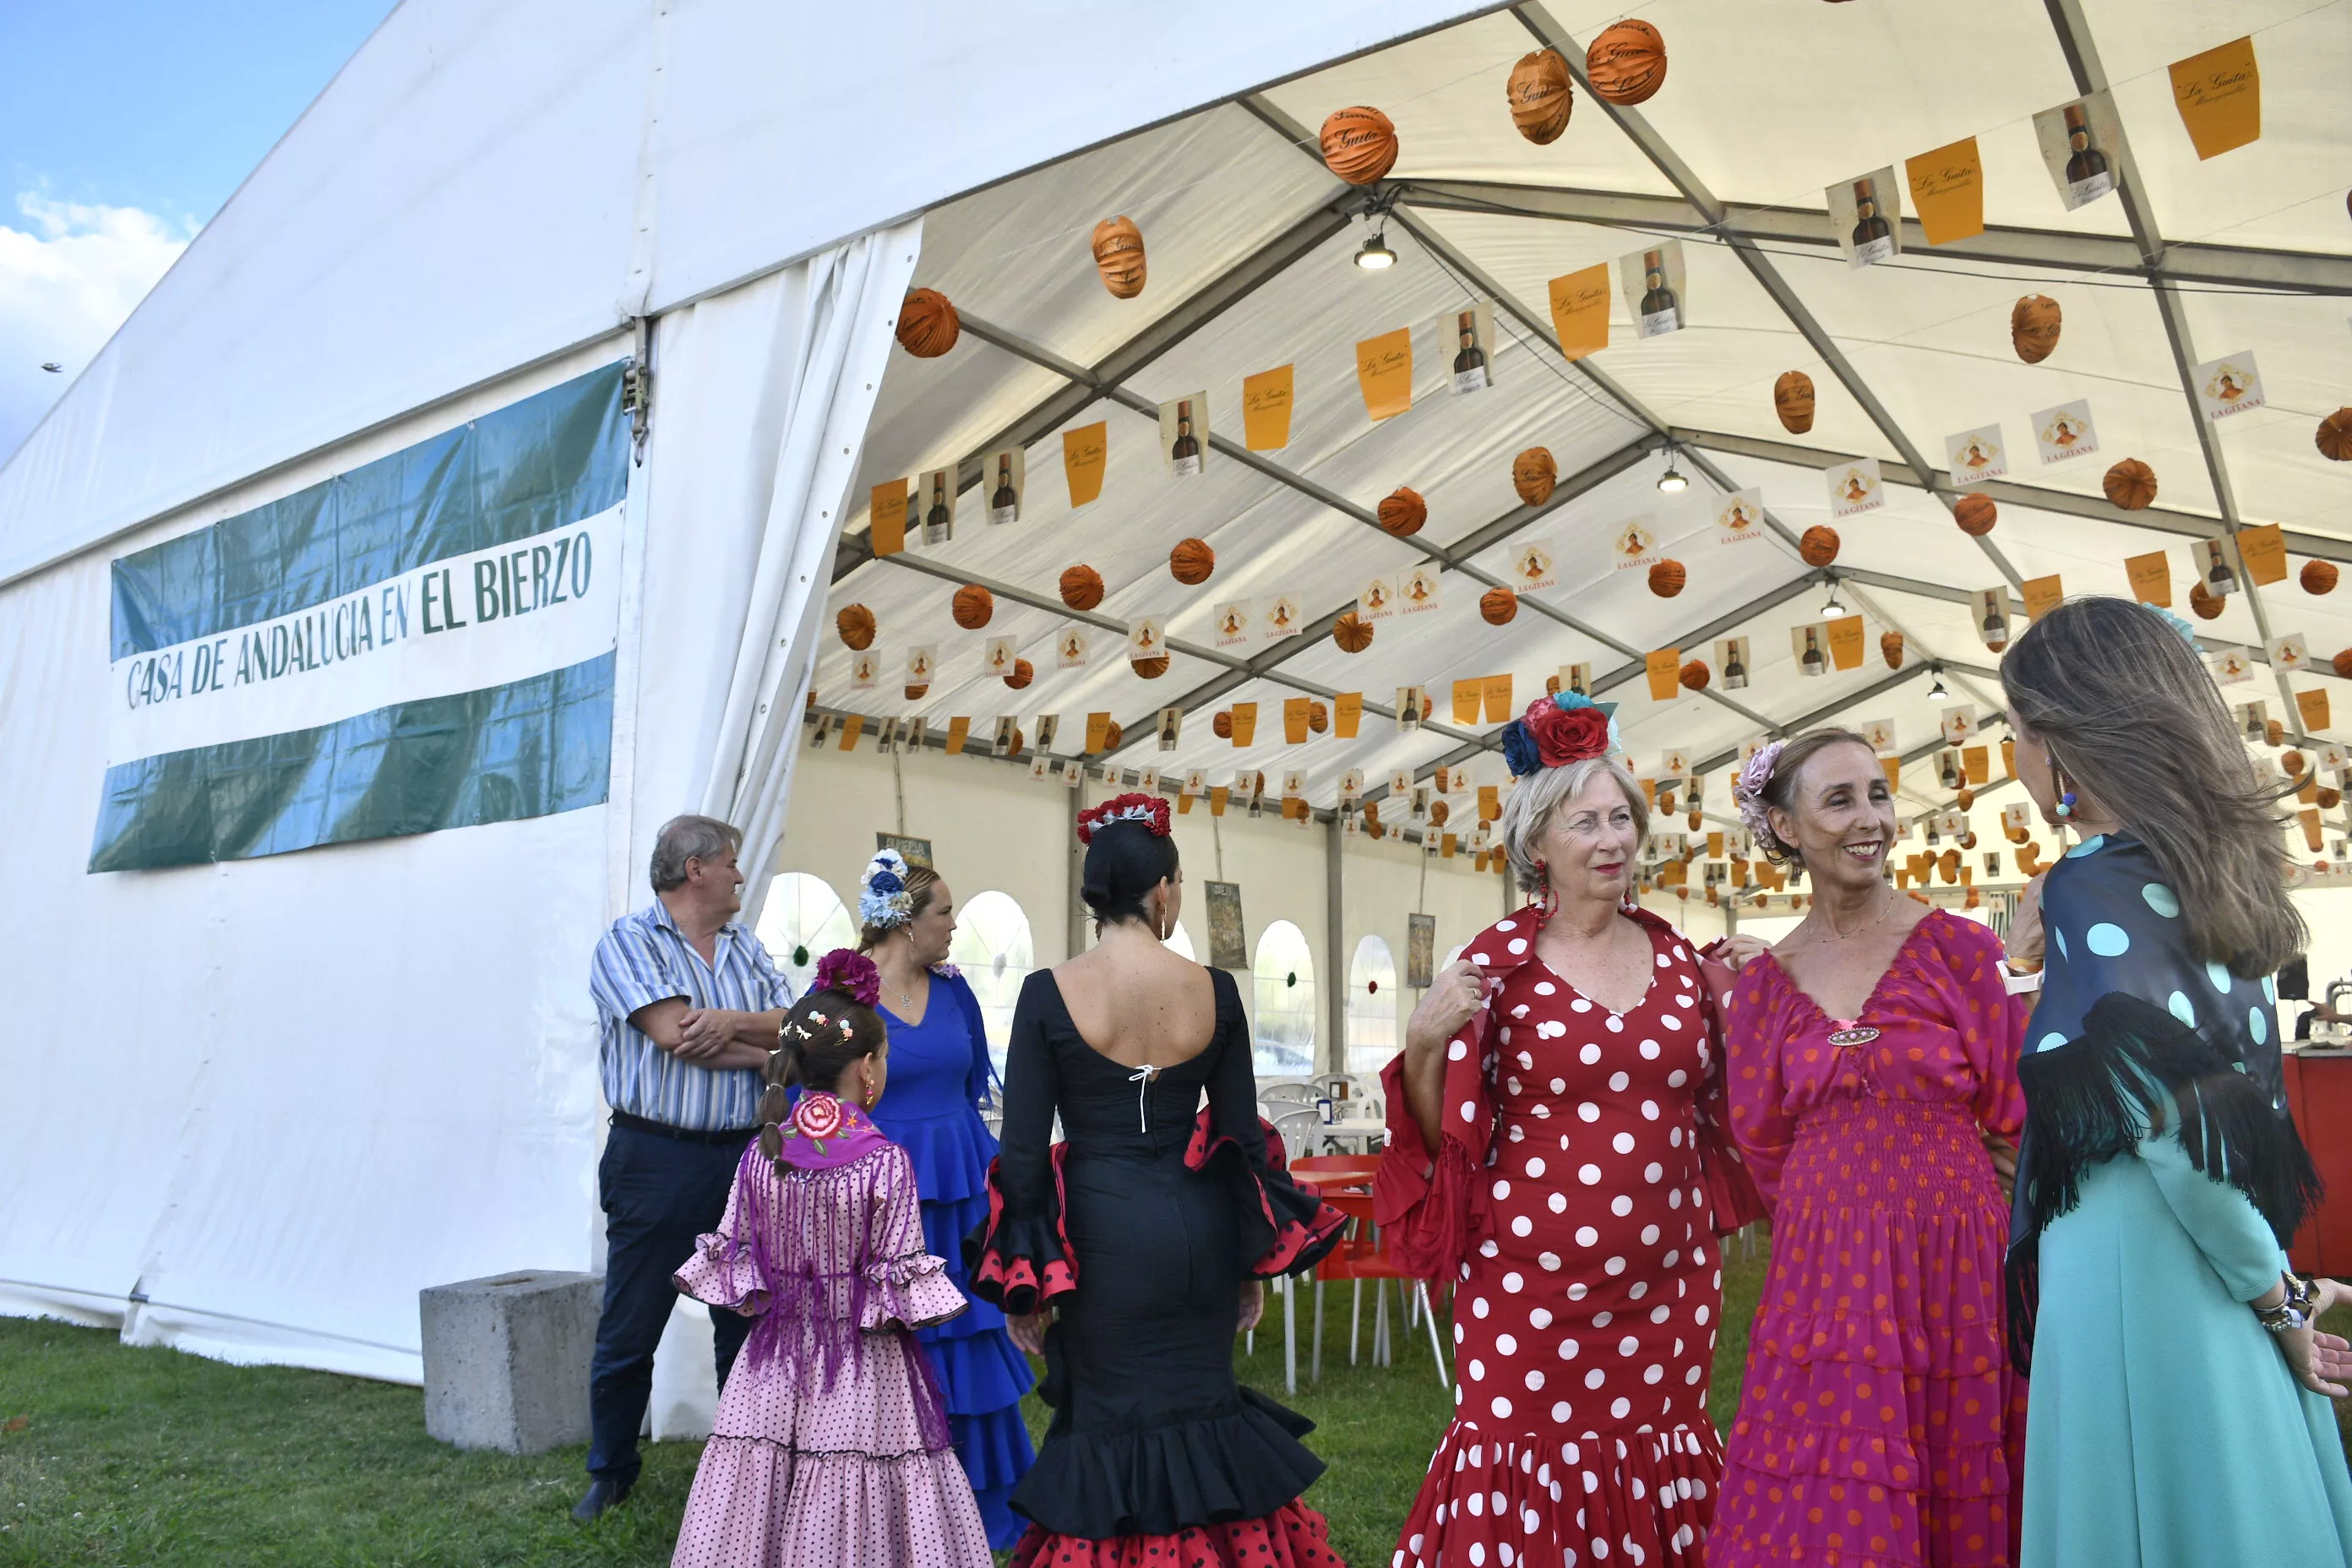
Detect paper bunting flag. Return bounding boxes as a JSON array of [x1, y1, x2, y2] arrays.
[[1716, 489, 1766, 547], [983, 447, 1025, 525], [1646, 649, 1680, 701], [1399, 564, 1441, 614], [1127, 618, 1164, 662], [1827, 458, 1884, 519], [1826, 615, 1865, 671], [1618, 242, 1685, 338], [1062, 422, 1107, 507], [2268, 633, 2311, 676], [2033, 92, 2124, 209], [1945, 425, 2008, 482], [1262, 593, 1303, 640], [1055, 624, 1090, 669], [1861, 717, 1897, 754], [1548, 263, 1612, 360], [983, 635, 1018, 680], [2239, 524, 2288, 585], [2126, 550, 2171, 607], [916, 467, 954, 546], [1156, 707, 1183, 750], [1229, 704, 1257, 746], [1356, 327, 1413, 422], [1612, 515, 1661, 571], [2195, 351, 2265, 422], [1334, 693, 1362, 738], [945, 716, 972, 755], [2021, 574, 2064, 623], [2032, 400, 2099, 465], [1214, 602, 1250, 646], [1974, 587, 2014, 650], [2170, 35, 2260, 161], [1905, 137, 1984, 246], [2211, 645, 2255, 685], [869, 477, 909, 557], [1717, 636, 1752, 692], [1828, 167, 1903, 269], [1158, 392, 1209, 476], [1792, 622, 1831, 678], [1509, 538, 1557, 591], [851, 650, 879, 689], [1242, 364, 1293, 451], [1441, 301, 1497, 395], [1358, 574, 1396, 621]]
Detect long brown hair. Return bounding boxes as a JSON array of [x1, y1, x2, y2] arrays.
[[1751, 727, 1876, 867], [857, 863, 940, 951], [2002, 596, 2303, 976]]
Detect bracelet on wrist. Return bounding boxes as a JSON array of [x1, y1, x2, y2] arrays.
[[2256, 1272, 2315, 1332]]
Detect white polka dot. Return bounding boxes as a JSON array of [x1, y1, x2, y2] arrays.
[[1641, 1223, 1660, 1244], [1644, 1364, 1663, 1385], [1613, 1132, 1636, 1154], [1580, 1043, 1603, 1065], [1471, 951, 1490, 965], [1534, 980, 1555, 995], [1496, 1333, 1520, 1356], [1549, 1077, 1566, 1093], [1660, 1014, 1681, 1031], [1568, 1282, 1588, 1300], [1539, 1251, 1561, 1271], [1668, 1189, 1683, 1209], [1509, 938, 1529, 955], [1685, 1365, 1704, 1385], [1511, 1215, 1533, 1237], [1694, 1304, 1710, 1324], [1449, 1039, 1468, 1060], [1640, 1099, 1659, 1120], [1571, 997, 1591, 1012], [1504, 1271, 1525, 1293], [1491, 1396, 1512, 1420], [1551, 1400, 1571, 1422], [1512, 1004, 1532, 1020], [1493, 1179, 1512, 1200], [1462, 1100, 1479, 1121], [1497, 918, 1517, 932], [1605, 1016, 1625, 1032], [1578, 1164, 1603, 1185], [1550, 1191, 1571, 1212], [1527, 1156, 1547, 1178], [1639, 1039, 1661, 1059], [1608, 1070, 1630, 1092], [1644, 1162, 1663, 1182], [1473, 1297, 1491, 1319], [1628, 1281, 1647, 1299], [1525, 1369, 1546, 1391], [1469, 1358, 1487, 1380], [1610, 1396, 1631, 1418], [1605, 1256, 1627, 1276], [1578, 1102, 1602, 1123], [1516, 1048, 1533, 1069], [1650, 1304, 1670, 1323], [1674, 994, 1695, 1009], [1611, 1194, 1633, 1216], [1531, 1308, 1554, 1329], [1585, 1368, 1606, 1389], [1665, 1070, 1687, 1088], [1663, 1250, 1679, 1267], [1479, 1239, 1500, 1258]]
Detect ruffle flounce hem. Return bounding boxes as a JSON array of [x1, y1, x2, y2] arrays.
[[1007, 1499, 1345, 1568], [1184, 1110, 1348, 1277], [1393, 1420, 1721, 1568], [1010, 1386, 1326, 1540], [676, 1435, 992, 1568]]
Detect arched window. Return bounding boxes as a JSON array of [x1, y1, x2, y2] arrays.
[[1252, 920, 1316, 1077], [948, 890, 1033, 1079], [756, 872, 856, 1000], [1163, 922, 1197, 961], [1346, 934, 1398, 1074]]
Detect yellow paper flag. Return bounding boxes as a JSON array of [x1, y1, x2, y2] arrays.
[[1283, 697, 1311, 744], [2236, 523, 2288, 585], [1963, 745, 1990, 785], [1827, 615, 1865, 672], [869, 477, 908, 557], [1084, 712, 1112, 754], [1062, 422, 1108, 508], [1334, 692, 1363, 738], [1451, 679, 1484, 726], [1905, 136, 1985, 246], [1646, 649, 1681, 701], [1881, 756, 1902, 793], [2126, 550, 2172, 607], [945, 716, 971, 755], [1547, 264, 1612, 361], [2171, 35, 2261, 161], [2302, 807, 2324, 852], [1242, 364, 1294, 452], [838, 715, 865, 751], [2299, 689, 2332, 733], [1356, 328, 1413, 422], [1209, 787, 1228, 817], [2022, 574, 2065, 622], [1230, 702, 1257, 747], [1482, 674, 1515, 725], [1478, 785, 1501, 823], [2002, 738, 2017, 777]]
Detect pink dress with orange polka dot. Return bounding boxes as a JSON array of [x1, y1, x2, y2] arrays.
[[1712, 910, 2028, 1568], [1381, 905, 1745, 1568]]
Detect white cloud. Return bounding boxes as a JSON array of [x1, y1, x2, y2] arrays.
[[0, 193, 193, 463]]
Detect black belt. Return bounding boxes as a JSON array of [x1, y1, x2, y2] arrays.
[[610, 1109, 759, 1146]]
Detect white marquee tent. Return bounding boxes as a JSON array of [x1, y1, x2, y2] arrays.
[[3, 0, 2349, 1383]]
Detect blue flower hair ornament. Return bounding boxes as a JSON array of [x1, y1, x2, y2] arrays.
[[858, 848, 917, 930]]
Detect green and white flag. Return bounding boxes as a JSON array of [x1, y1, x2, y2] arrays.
[[91, 363, 629, 872]]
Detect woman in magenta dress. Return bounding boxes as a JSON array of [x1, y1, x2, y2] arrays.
[[1378, 694, 1764, 1568], [670, 951, 992, 1568], [1711, 730, 2030, 1568]]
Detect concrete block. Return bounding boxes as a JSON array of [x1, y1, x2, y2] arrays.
[[420, 1270, 601, 1454]]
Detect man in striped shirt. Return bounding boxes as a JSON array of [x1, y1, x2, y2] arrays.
[[575, 814, 793, 1522]]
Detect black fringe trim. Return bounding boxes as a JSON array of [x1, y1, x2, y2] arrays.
[[2004, 991, 2321, 1372]]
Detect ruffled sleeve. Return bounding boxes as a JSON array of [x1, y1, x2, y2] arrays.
[[1186, 972, 1347, 1276], [1723, 959, 1797, 1208], [860, 1145, 969, 1331], [1371, 996, 1498, 1281], [965, 973, 1077, 1314], [1690, 949, 1770, 1236], [672, 1147, 770, 1315]]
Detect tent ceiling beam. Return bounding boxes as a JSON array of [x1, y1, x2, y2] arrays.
[[2044, 0, 2306, 740], [1392, 179, 2352, 296], [830, 201, 1353, 583], [1837, 576, 2006, 721], [1509, 2, 2023, 593]]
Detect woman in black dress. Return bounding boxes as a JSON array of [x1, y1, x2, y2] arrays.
[[968, 792, 1348, 1566]]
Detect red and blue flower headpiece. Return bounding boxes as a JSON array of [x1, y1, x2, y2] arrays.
[[1501, 692, 1621, 777]]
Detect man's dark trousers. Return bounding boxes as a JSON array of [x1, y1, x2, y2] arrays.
[[586, 1117, 757, 1486]]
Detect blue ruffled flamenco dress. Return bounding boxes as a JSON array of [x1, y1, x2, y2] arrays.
[[872, 966, 1036, 1549]]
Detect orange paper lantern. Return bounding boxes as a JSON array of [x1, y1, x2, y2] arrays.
[[896, 288, 960, 358], [951, 584, 994, 630], [2335, 648, 2352, 678], [2102, 459, 2158, 511], [2285, 750, 2309, 776], [1649, 558, 1686, 597], [1513, 447, 1558, 508], [1102, 721, 1124, 753], [1430, 800, 1451, 827], [1378, 487, 1427, 537], [836, 603, 876, 651], [2304, 560, 2338, 595], [1320, 106, 1398, 185], [1506, 49, 1574, 144], [904, 683, 928, 701], [1881, 629, 1906, 669], [1480, 586, 1520, 625], [2188, 581, 2224, 620], [1957, 787, 1976, 809], [1133, 656, 1170, 679], [2268, 719, 2285, 748], [2011, 295, 2061, 364], [1954, 493, 1998, 536], [1680, 659, 1710, 692], [2317, 408, 2352, 461], [1169, 538, 1216, 585], [1004, 658, 1033, 690], [1799, 525, 1840, 567], [1212, 710, 1234, 740], [1090, 216, 1146, 299], [1333, 612, 1374, 653], [1587, 19, 1668, 106], [1059, 564, 1104, 612], [1309, 701, 1331, 734], [1773, 371, 1816, 435]]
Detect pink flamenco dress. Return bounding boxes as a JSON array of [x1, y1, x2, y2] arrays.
[[1711, 909, 2029, 1568], [669, 1092, 994, 1568], [1374, 902, 1768, 1568]]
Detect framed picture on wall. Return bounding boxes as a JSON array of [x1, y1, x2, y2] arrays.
[[1406, 912, 1437, 989], [876, 833, 934, 868], [1204, 881, 1248, 970]]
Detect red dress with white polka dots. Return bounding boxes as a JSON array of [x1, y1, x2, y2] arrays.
[[1381, 906, 1739, 1568]]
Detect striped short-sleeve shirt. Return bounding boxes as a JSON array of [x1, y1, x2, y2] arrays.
[[591, 899, 794, 1131]]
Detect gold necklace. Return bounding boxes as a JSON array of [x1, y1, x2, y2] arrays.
[[1817, 885, 1897, 943]]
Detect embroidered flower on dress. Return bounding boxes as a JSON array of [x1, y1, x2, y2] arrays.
[[792, 1092, 846, 1141]]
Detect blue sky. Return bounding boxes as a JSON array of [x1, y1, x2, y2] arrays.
[[0, 0, 395, 460]]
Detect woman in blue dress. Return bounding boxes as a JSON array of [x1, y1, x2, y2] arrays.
[[854, 848, 1035, 1549], [2001, 597, 2352, 1566]]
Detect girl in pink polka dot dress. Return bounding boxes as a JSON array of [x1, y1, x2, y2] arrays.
[[1379, 699, 1765, 1568], [1711, 731, 2028, 1568]]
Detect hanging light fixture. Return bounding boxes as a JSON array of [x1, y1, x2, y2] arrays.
[[1354, 231, 1396, 270], [1928, 667, 1949, 700], [1821, 578, 1847, 617], [1655, 457, 1687, 493]]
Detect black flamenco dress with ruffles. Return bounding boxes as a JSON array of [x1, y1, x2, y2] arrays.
[[967, 965, 1349, 1568]]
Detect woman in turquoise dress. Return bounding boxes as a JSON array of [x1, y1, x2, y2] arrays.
[[2001, 597, 2352, 1566], [853, 849, 1035, 1549]]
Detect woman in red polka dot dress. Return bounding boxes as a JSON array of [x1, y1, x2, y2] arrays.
[[1377, 695, 1765, 1568], [1709, 730, 2029, 1568]]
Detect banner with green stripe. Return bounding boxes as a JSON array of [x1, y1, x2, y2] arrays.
[[91, 363, 630, 872]]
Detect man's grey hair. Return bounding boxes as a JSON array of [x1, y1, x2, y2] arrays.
[[1498, 755, 1649, 895], [650, 814, 743, 893]]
